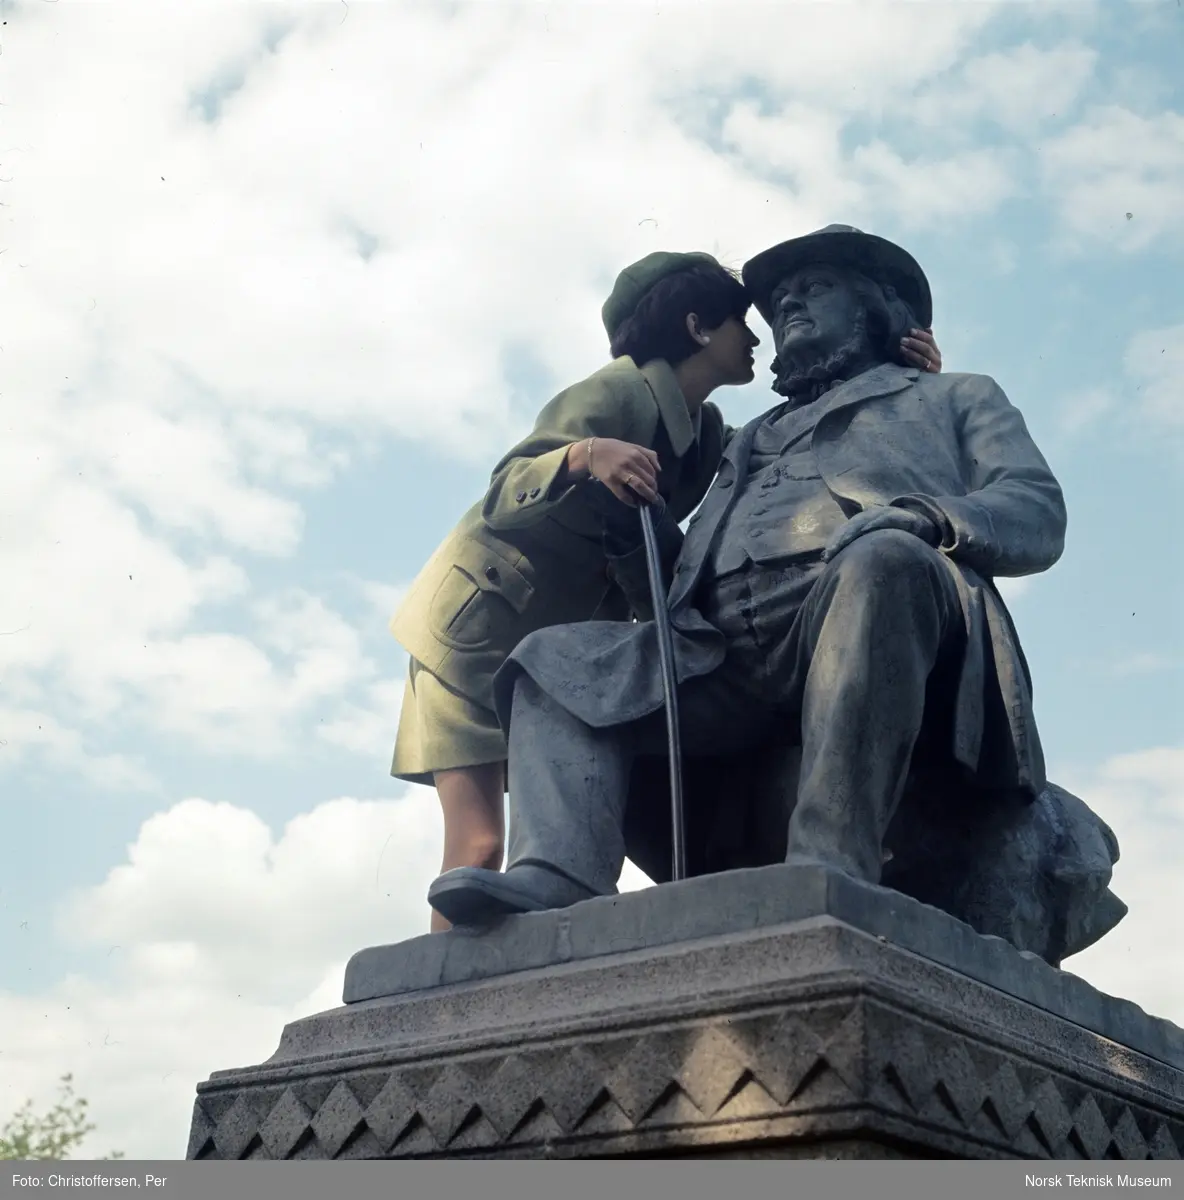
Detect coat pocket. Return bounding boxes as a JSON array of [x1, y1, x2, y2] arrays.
[[427, 538, 535, 651]]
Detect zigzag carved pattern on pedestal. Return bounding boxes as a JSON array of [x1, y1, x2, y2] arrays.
[[188, 1002, 1184, 1160]]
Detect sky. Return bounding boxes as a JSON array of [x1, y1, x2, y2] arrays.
[[0, 0, 1181, 1161]]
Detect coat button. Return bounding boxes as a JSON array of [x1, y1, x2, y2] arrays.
[[484, 565, 500, 583], [515, 490, 527, 503], [717, 478, 734, 490], [529, 487, 541, 499]]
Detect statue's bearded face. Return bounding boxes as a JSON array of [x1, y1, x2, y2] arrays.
[[769, 263, 876, 399], [770, 264, 862, 362]]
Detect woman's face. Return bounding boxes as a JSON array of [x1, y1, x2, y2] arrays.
[[701, 313, 760, 385]]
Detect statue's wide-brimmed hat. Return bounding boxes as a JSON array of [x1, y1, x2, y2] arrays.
[[602, 250, 722, 339], [742, 224, 932, 329]]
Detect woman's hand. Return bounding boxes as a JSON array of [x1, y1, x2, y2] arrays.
[[899, 327, 942, 373], [567, 437, 661, 506]]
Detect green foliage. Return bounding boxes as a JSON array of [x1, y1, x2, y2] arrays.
[[0, 1075, 122, 1160]]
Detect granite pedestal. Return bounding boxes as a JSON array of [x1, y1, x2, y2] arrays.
[[187, 864, 1184, 1159]]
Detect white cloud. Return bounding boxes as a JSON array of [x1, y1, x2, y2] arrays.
[[851, 142, 1018, 226], [1125, 322, 1184, 437], [0, 786, 652, 1159], [1057, 384, 1117, 436], [1062, 747, 1184, 1025], [720, 101, 858, 208], [355, 580, 409, 626], [644, 1, 995, 113], [317, 677, 404, 763], [0, 792, 443, 1159], [0, 707, 156, 793], [0, 563, 383, 762], [2, 2, 1013, 464], [1042, 106, 1184, 252], [719, 106, 1017, 229], [1050, 322, 1184, 446], [911, 42, 1098, 136], [86, 404, 304, 555], [1050, 324, 1184, 446], [0, 1, 1035, 776]]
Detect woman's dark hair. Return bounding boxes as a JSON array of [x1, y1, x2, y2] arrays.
[[609, 263, 750, 367]]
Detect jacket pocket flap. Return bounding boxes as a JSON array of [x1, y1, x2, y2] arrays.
[[451, 538, 535, 614]]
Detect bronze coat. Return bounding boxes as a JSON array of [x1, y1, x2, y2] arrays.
[[497, 363, 1068, 797]]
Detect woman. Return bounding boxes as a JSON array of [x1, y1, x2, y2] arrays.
[[389, 250, 941, 930]]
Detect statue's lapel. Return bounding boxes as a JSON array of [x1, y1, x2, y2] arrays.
[[722, 413, 760, 470], [816, 363, 919, 426], [670, 418, 759, 610]]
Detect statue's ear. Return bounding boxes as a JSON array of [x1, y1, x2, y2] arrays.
[[882, 282, 899, 302]]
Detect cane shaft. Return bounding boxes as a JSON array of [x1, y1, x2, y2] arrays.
[[639, 504, 687, 882]]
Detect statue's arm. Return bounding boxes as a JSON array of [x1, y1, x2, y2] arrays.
[[480, 374, 655, 533], [896, 376, 1067, 578]]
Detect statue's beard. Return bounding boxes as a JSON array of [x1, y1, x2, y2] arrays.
[[771, 309, 873, 402]]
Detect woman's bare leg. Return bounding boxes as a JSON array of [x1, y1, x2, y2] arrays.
[[431, 762, 506, 932]]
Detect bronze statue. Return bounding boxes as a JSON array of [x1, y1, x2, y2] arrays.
[[428, 226, 1124, 966], [389, 247, 940, 932]]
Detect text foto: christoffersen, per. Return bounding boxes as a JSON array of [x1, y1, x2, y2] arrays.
[[11, 1175, 168, 1189]]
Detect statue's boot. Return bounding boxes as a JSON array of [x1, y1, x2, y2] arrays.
[[428, 863, 597, 927]]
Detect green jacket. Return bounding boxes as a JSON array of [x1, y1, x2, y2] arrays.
[[390, 356, 728, 702]]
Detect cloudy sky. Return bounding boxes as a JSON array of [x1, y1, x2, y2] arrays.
[[1, 0, 1181, 1160]]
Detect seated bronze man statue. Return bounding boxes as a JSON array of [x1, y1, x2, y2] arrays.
[[428, 225, 1124, 966]]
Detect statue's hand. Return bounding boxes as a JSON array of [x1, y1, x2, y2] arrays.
[[821, 505, 941, 563], [899, 327, 941, 373]]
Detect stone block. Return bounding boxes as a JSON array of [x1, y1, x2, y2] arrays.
[[188, 867, 1184, 1159]]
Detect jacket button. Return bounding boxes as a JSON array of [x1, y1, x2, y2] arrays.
[[515, 491, 527, 503], [717, 478, 734, 490], [529, 487, 541, 499], [484, 566, 500, 583]]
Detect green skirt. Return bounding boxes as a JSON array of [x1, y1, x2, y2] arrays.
[[390, 657, 508, 786]]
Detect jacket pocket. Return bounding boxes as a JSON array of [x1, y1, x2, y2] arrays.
[[427, 538, 535, 651]]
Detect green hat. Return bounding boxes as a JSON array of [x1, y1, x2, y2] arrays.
[[601, 250, 722, 339], [742, 224, 932, 329]]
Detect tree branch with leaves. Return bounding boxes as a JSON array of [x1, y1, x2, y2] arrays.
[[0, 1075, 123, 1160]]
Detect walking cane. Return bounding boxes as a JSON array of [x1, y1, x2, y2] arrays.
[[638, 503, 687, 882]]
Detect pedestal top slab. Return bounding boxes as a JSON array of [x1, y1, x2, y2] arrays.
[[344, 864, 1184, 1071]]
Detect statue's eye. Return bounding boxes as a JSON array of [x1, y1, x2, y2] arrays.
[[805, 280, 828, 295]]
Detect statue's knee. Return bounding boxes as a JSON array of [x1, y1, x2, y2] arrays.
[[832, 527, 936, 575]]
